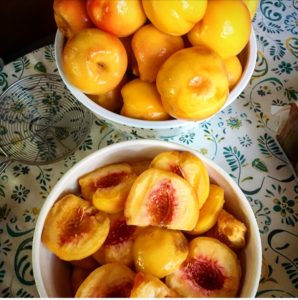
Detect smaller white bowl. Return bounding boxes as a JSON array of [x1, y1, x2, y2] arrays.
[[32, 140, 262, 298], [55, 29, 257, 139]]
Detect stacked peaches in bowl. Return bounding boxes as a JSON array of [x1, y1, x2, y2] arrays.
[[32, 140, 262, 298], [54, 0, 257, 138]]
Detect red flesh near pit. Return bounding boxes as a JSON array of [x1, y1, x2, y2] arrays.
[[94, 171, 128, 188], [170, 164, 184, 178], [183, 256, 226, 291], [147, 179, 176, 225]]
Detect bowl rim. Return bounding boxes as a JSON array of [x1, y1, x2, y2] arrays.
[[32, 139, 262, 298], [54, 28, 257, 130]]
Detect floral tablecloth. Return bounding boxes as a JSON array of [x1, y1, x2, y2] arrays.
[[0, 1, 297, 297]]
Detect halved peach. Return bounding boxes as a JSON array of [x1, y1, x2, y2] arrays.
[[166, 237, 241, 297], [42, 194, 110, 261], [78, 163, 137, 213], [150, 151, 210, 209], [130, 272, 179, 298], [75, 263, 135, 297], [71, 267, 92, 294], [189, 184, 225, 235], [124, 168, 199, 230], [132, 226, 188, 278], [208, 209, 247, 250], [130, 160, 151, 176], [92, 213, 137, 266]]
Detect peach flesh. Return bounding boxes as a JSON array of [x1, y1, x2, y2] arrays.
[[94, 171, 129, 188], [183, 257, 226, 291], [147, 179, 177, 225], [104, 219, 135, 246], [59, 206, 97, 246]]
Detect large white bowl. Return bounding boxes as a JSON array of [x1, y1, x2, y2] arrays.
[[32, 140, 262, 298], [54, 29, 257, 138]]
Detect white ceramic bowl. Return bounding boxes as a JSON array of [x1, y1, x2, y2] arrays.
[[32, 140, 262, 298], [54, 29, 257, 139]]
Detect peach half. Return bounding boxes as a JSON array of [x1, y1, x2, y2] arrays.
[[75, 262, 135, 297], [150, 150, 210, 209], [124, 168, 199, 230], [130, 272, 179, 298], [132, 226, 188, 278], [79, 162, 137, 213], [166, 237, 241, 297], [93, 213, 137, 266], [208, 209, 247, 250], [189, 184, 225, 235], [42, 194, 110, 261]]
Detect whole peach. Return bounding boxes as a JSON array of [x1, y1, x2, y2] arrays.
[[63, 28, 128, 95], [53, 0, 93, 39], [87, 0, 146, 37]]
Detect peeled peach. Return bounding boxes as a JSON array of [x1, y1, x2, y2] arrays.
[[124, 168, 199, 230], [130, 272, 179, 298], [86, 0, 146, 37], [120, 79, 171, 121], [166, 237, 241, 297], [75, 262, 135, 297], [156, 46, 229, 121], [187, 0, 251, 59], [189, 184, 225, 235], [79, 162, 137, 213], [92, 213, 137, 266], [53, 0, 93, 39], [142, 0, 207, 36], [132, 226, 188, 278], [208, 209, 247, 250], [132, 24, 184, 82], [63, 28, 127, 95], [150, 150, 209, 209], [224, 56, 243, 90], [243, 0, 259, 19], [42, 194, 110, 261]]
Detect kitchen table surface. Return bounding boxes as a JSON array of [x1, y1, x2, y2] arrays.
[[0, 1, 297, 297]]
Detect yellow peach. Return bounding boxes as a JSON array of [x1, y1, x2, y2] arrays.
[[156, 46, 229, 120], [224, 56, 243, 90], [63, 28, 127, 95], [243, 0, 259, 19], [142, 0, 207, 36], [189, 184, 225, 235], [87, 0, 146, 37], [132, 24, 184, 82], [133, 227, 188, 278], [42, 194, 110, 261], [187, 0, 251, 59], [124, 168, 199, 231], [150, 150, 210, 209], [166, 237, 241, 297], [121, 79, 171, 121]]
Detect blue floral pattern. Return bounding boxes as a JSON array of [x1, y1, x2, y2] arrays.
[[0, 1, 297, 298]]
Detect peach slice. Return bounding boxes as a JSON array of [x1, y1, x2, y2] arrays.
[[124, 168, 199, 230], [166, 237, 241, 297], [92, 213, 137, 266], [42, 194, 110, 261], [132, 226, 188, 278], [79, 163, 137, 213], [71, 267, 92, 294], [208, 209, 247, 250], [70, 255, 99, 270], [130, 272, 179, 298], [189, 184, 225, 235], [150, 150, 210, 209], [75, 262, 135, 297]]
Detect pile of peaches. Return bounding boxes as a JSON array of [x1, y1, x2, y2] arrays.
[[54, 0, 257, 121], [42, 150, 248, 297]]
